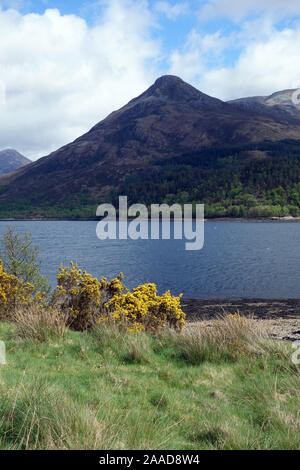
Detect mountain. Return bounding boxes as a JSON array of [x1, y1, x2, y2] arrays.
[[228, 89, 300, 122], [0, 149, 31, 176], [0, 75, 300, 219]]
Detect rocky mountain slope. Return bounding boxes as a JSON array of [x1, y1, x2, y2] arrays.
[[228, 89, 300, 122], [0, 149, 30, 176]]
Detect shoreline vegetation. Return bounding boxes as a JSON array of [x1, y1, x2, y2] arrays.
[[1, 216, 300, 222], [0, 228, 299, 450]]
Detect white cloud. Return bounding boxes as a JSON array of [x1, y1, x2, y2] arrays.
[[0, 1, 160, 159], [154, 1, 188, 20], [202, 26, 300, 100], [169, 29, 234, 82], [198, 0, 300, 23], [169, 21, 300, 101]]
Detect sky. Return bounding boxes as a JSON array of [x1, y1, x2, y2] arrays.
[[0, 0, 300, 160]]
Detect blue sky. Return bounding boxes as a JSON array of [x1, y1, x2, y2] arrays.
[[8, 1, 300, 73], [2, 1, 237, 65], [0, 0, 300, 158]]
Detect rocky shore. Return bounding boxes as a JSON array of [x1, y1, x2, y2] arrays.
[[183, 298, 300, 341]]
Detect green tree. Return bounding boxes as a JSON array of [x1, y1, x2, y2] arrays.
[[0, 227, 50, 295]]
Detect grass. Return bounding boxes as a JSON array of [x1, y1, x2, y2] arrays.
[[0, 318, 299, 450], [11, 306, 67, 343]]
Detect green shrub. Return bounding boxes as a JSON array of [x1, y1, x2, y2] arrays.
[[0, 227, 50, 295]]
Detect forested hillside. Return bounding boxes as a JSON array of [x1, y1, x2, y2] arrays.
[[112, 140, 300, 218]]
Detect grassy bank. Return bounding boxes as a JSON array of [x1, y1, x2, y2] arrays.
[[0, 318, 299, 450]]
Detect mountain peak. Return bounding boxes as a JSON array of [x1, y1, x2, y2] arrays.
[[144, 74, 206, 101], [129, 74, 224, 107], [153, 74, 185, 88], [0, 148, 30, 176], [0, 148, 27, 159]]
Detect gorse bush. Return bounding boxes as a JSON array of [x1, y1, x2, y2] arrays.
[[0, 260, 37, 320], [54, 262, 103, 330], [53, 262, 126, 331], [53, 262, 186, 332], [106, 283, 185, 332], [0, 227, 185, 334], [0, 252, 185, 335]]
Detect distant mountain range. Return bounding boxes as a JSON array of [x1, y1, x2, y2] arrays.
[[0, 149, 30, 176], [229, 89, 300, 122], [0, 75, 299, 219]]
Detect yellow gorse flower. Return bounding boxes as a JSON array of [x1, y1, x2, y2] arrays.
[[0, 259, 37, 318], [1, 258, 186, 333], [107, 283, 185, 332], [54, 263, 186, 332]]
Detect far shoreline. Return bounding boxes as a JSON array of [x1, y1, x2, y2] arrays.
[[0, 216, 300, 223]]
